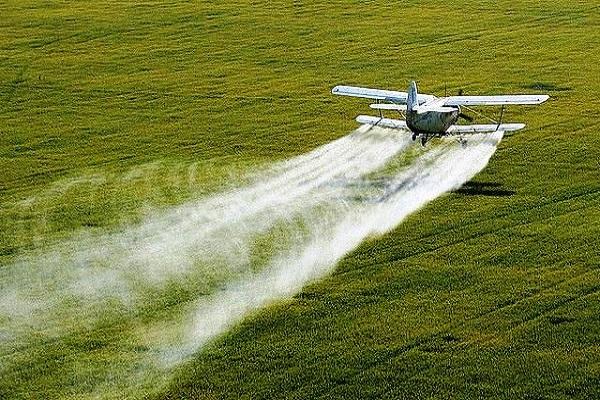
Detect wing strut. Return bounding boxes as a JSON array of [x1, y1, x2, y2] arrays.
[[496, 105, 505, 131]]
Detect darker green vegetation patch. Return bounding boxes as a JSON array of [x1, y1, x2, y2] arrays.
[[522, 82, 572, 92]]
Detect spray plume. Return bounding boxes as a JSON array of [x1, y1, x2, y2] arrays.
[[0, 127, 503, 397]]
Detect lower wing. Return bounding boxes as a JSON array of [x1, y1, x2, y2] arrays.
[[355, 115, 408, 130], [446, 123, 525, 133], [355, 115, 525, 134]]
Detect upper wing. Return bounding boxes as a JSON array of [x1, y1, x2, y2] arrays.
[[332, 85, 434, 105], [442, 95, 549, 106]]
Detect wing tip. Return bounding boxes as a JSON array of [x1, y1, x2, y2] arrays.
[[520, 94, 549, 104], [331, 85, 357, 95], [356, 115, 376, 125]]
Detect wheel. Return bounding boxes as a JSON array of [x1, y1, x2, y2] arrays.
[[412, 133, 417, 141], [421, 136, 427, 146]]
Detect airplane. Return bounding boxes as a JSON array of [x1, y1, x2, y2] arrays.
[[332, 81, 549, 145]]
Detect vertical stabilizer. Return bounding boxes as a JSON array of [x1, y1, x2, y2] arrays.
[[407, 81, 418, 112]]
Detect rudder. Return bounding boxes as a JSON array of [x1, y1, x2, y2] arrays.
[[407, 81, 419, 112]]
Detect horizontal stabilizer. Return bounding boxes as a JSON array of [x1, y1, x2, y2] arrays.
[[369, 103, 407, 111], [356, 115, 408, 130], [447, 123, 526, 133]]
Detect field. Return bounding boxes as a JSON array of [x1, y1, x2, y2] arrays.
[[1, 0, 599, 399]]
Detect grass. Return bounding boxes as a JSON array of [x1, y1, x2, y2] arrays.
[[1, 0, 599, 398]]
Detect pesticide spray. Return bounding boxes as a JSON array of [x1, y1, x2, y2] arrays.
[[0, 127, 503, 397]]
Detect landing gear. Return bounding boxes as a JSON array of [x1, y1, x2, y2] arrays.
[[411, 132, 429, 146]]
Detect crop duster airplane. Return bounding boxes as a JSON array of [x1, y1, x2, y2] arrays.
[[332, 81, 549, 145]]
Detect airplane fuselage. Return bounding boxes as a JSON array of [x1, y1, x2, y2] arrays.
[[405, 81, 460, 135], [406, 106, 460, 135]]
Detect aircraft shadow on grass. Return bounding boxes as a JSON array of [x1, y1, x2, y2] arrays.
[[323, 179, 514, 204], [453, 181, 515, 197]]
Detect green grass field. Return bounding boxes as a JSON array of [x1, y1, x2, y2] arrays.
[[1, 0, 599, 399]]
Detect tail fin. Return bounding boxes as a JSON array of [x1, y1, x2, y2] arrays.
[[407, 81, 418, 112]]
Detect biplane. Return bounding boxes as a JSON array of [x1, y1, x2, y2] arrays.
[[332, 81, 549, 145]]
